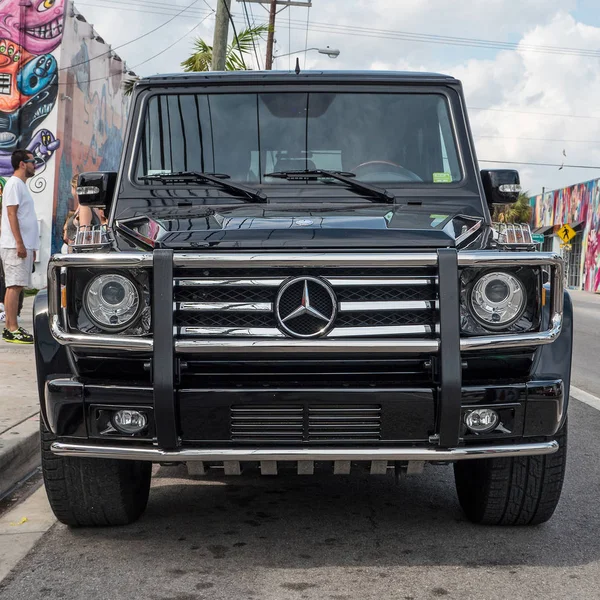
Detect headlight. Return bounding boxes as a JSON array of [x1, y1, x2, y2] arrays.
[[83, 274, 140, 331], [469, 271, 526, 329]]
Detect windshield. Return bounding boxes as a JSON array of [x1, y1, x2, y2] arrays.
[[134, 92, 462, 186]]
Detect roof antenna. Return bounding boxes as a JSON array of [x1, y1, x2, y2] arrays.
[[295, 57, 301, 75]]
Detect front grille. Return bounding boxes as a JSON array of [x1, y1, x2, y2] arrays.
[[230, 405, 382, 442], [174, 266, 438, 339]]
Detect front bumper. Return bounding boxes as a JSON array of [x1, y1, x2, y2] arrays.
[[50, 440, 559, 462]]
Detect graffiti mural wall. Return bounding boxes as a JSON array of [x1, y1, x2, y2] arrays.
[[0, 0, 129, 287], [0, 0, 63, 176], [52, 7, 129, 255], [532, 178, 600, 293]]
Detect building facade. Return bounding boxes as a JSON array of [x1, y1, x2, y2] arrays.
[[0, 0, 129, 289], [531, 178, 600, 293]]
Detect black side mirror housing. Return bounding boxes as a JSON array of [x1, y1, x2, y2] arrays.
[[480, 169, 521, 205], [77, 171, 117, 212]]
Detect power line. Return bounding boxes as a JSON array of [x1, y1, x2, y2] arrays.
[[479, 159, 600, 169], [303, 1, 310, 69], [222, 0, 247, 69], [470, 106, 600, 120], [241, 1, 262, 69], [475, 135, 599, 144], [131, 13, 213, 70], [79, 1, 600, 60], [247, 1, 264, 68], [68, 0, 205, 71]]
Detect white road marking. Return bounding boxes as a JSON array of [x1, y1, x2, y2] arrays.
[[571, 385, 600, 412]]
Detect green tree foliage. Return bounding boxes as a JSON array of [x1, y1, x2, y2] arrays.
[[492, 192, 533, 223], [181, 24, 270, 72]]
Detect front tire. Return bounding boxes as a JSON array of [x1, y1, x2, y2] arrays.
[[41, 422, 152, 527], [454, 421, 567, 526]]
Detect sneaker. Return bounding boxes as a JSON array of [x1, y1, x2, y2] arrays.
[[0, 311, 5, 322], [2, 327, 33, 344]]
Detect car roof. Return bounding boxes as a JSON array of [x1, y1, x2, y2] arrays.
[[137, 70, 459, 87]]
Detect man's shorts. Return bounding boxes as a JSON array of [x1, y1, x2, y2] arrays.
[[0, 248, 34, 288]]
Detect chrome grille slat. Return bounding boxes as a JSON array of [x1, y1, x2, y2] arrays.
[[180, 325, 432, 337], [339, 301, 434, 312], [177, 302, 272, 312]]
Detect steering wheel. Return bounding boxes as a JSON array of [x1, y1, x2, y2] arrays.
[[351, 160, 422, 182]]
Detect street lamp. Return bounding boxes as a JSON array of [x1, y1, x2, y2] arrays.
[[274, 46, 341, 60]]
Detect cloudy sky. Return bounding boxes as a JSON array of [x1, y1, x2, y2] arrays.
[[74, 0, 600, 196]]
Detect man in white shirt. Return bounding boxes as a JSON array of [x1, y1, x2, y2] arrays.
[[0, 149, 39, 343]]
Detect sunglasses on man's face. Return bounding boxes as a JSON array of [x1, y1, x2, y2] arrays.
[[22, 159, 36, 164]]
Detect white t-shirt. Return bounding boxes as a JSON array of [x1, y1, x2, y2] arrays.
[[0, 176, 39, 250]]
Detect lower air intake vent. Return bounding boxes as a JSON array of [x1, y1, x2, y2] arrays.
[[308, 405, 382, 441], [230, 406, 303, 441]]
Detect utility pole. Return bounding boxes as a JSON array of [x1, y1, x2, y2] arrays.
[[265, 0, 278, 70], [212, 0, 232, 71], [238, 1, 312, 70]]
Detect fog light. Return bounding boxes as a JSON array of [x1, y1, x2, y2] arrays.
[[112, 410, 147, 434], [465, 408, 499, 434]]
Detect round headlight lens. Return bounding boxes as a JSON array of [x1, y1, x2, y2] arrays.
[[84, 274, 140, 330], [469, 272, 526, 329]]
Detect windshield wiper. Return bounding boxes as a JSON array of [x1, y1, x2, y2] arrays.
[[139, 171, 267, 203], [264, 169, 395, 203]]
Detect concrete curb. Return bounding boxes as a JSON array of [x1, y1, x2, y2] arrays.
[[0, 414, 40, 499]]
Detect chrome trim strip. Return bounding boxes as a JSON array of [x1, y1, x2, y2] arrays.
[[339, 301, 434, 312], [175, 338, 440, 353], [176, 278, 285, 287], [327, 277, 436, 287], [49, 252, 154, 268], [51, 441, 559, 462], [50, 315, 153, 351], [330, 325, 432, 337], [180, 327, 284, 337], [175, 277, 436, 288], [173, 252, 439, 268], [177, 302, 272, 312], [178, 325, 432, 338]]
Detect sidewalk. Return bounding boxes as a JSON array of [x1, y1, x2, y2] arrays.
[[0, 296, 41, 498]]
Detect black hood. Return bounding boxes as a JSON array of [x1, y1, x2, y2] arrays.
[[115, 204, 485, 251]]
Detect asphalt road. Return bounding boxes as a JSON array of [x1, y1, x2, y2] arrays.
[[0, 291, 599, 600], [570, 290, 600, 396]]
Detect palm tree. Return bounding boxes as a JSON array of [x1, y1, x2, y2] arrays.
[[181, 24, 270, 72], [123, 24, 270, 96], [493, 192, 533, 224]]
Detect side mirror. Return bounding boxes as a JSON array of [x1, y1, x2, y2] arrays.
[[480, 169, 521, 205], [77, 171, 117, 212]]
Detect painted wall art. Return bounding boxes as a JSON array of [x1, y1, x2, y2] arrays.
[[51, 10, 129, 253], [0, 0, 64, 175], [532, 178, 600, 293]]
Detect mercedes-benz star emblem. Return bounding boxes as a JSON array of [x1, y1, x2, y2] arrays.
[[275, 277, 337, 339]]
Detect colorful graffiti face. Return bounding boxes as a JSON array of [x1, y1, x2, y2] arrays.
[[0, 75, 57, 150], [0, 0, 65, 54], [18, 53, 57, 95], [0, 39, 29, 114]]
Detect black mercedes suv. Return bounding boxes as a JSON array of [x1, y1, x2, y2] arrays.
[[34, 71, 571, 527]]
